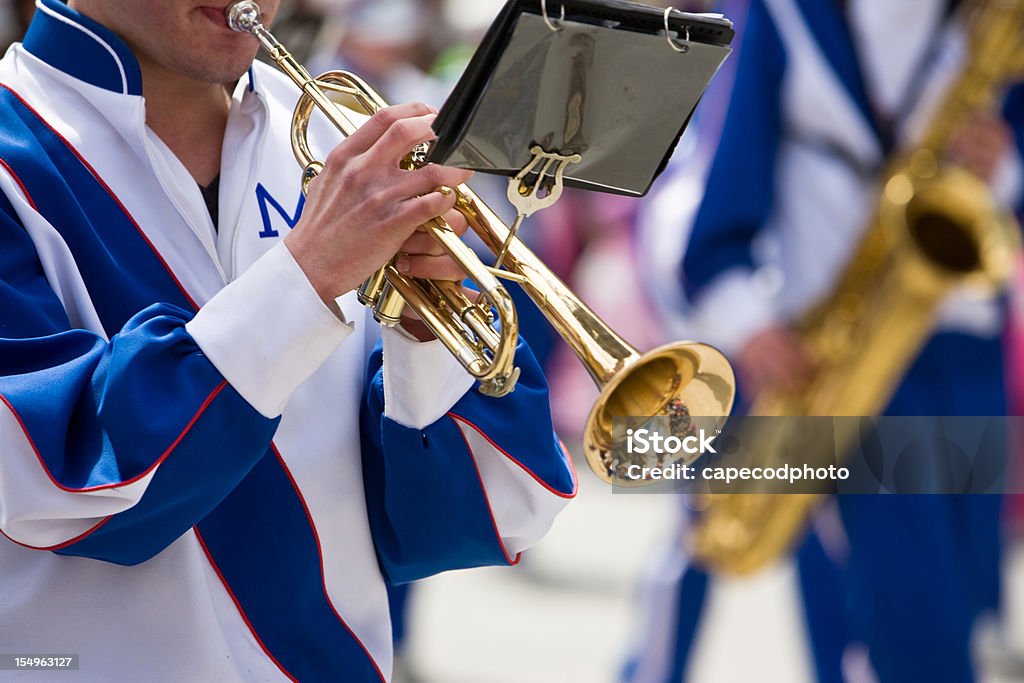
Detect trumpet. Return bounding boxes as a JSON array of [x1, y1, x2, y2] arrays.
[[227, 1, 736, 482]]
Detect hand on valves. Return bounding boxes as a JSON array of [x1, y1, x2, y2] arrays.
[[736, 325, 814, 398], [947, 112, 1015, 183], [282, 102, 474, 340]]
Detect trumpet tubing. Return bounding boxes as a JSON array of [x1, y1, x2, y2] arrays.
[[452, 187, 736, 482], [227, 0, 736, 482], [228, 2, 519, 397]]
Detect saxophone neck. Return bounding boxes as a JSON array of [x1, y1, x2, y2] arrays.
[[918, 0, 1024, 155]]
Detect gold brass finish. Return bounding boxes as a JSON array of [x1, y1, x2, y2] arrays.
[[453, 187, 736, 481], [690, 0, 1024, 574], [228, 2, 519, 397], [227, 1, 736, 476]]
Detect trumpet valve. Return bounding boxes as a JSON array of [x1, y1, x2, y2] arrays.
[[357, 267, 389, 308], [478, 368, 521, 398], [301, 162, 324, 195], [374, 283, 406, 327]]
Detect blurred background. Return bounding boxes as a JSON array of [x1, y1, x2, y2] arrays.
[[6, 1, 1024, 681]]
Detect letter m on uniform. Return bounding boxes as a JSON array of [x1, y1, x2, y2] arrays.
[[256, 183, 305, 238]]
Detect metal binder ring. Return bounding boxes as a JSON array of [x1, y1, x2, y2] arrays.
[[541, 0, 565, 32], [664, 7, 690, 53]]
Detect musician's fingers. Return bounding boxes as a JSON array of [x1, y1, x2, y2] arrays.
[[770, 343, 813, 392], [947, 138, 975, 170], [399, 231, 447, 257], [366, 113, 438, 166], [441, 207, 470, 237], [745, 358, 793, 396], [395, 253, 467, 281], [948, 115, 1013, 181], [768, 357, 808, 393], [339, 103, 434, 157], [949, 138, 1003, 181], [392, 187, 460, 231], [737, 328, 812, 396], [972, 125, 1008, 153], [393, 163, 475, 200]]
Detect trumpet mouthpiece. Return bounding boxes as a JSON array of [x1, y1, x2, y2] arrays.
[[226, 1, 262, 33]]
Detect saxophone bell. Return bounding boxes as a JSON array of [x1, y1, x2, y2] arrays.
[[689, 0, 1024, 575]]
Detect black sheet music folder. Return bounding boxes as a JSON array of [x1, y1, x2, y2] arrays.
[[429, 0, 734, 197]]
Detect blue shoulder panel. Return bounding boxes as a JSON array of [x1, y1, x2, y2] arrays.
[[22, 0, 143, 96], [1004, 84, 1024, 215], [0, 82, 391, 679], [194, 446, 388, 682], [0, 85, 195, 333], [793, 0, 888, 150], [360, 338, 574, 585], [0, 84, 260, 498], [682, 0, 786, 299], [0, 88, 278, 563]]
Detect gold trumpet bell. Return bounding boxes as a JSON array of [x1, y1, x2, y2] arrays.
[[584, 342, 735, 485]]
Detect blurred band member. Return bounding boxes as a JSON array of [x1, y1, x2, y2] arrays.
[[641, 1, 1024, 682], [309, 0, 449, 108]]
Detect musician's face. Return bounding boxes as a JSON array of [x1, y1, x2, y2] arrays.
[[68, 0, 281, 85]]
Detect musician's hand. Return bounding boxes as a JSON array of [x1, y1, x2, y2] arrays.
[[395, 206, 471, 341], [948, 113, 1014, 183], [283, 102, 474, 309], [736, 325, 814, 398]]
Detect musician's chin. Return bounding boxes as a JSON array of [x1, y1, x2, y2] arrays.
[[214, 42, 262, 84], [176, 24, 260, 84], [167, 48, 255, 87]]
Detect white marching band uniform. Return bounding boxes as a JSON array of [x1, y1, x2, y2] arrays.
[[0, 1, 576, 681], [685, 0, 1022, 359], [630, 1, 1024, 681]]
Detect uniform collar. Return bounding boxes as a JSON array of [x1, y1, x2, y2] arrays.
[[22, 0, 261, 98], [23, 0, 144, 96], [793, 0, 885, 150]]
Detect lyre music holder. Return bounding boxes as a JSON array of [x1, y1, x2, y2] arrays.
[[429, 0, 733, 205]]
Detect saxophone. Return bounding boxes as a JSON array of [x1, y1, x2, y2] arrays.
[[690, 0, 1024, 575]]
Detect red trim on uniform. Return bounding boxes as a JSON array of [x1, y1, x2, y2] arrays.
[[449, 422, 522, 566], [0, 381, 227, 549], [0, 516, 111, 552], [0, 82, 199, 311], [561, 438, 577, 485], [447, 413, 579, 499], [0, 86, 229, 547], [0, 158, 38, 210], [0, 381, 228, 495], [194, 528, 300, 683], [268, 443, 387, 683]]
